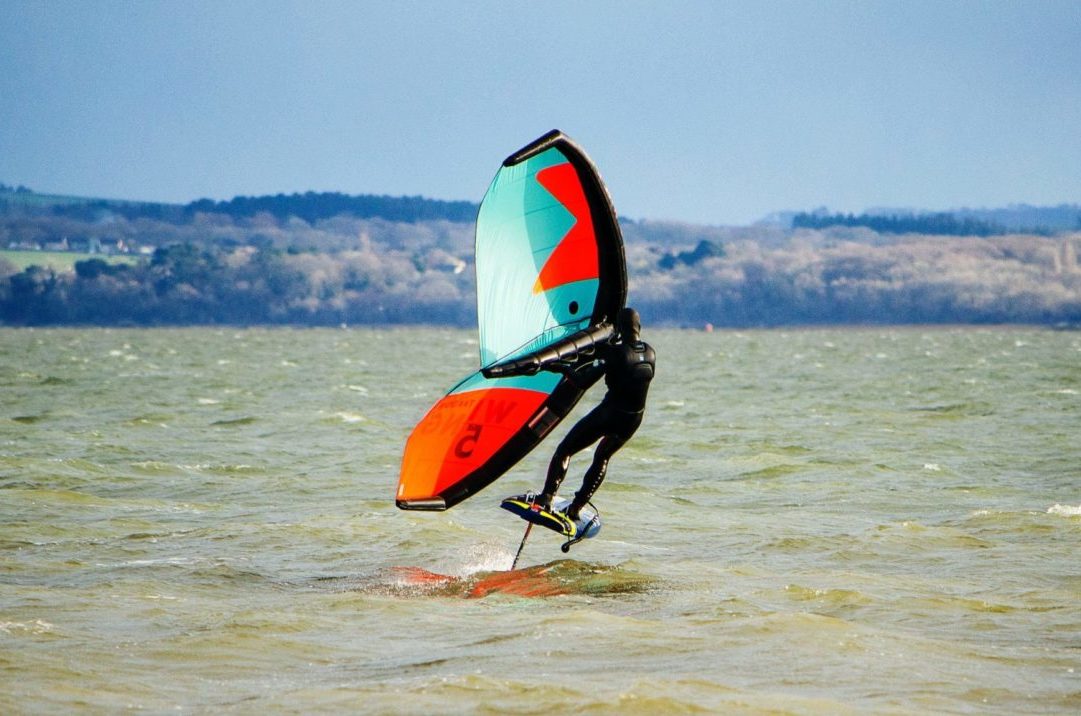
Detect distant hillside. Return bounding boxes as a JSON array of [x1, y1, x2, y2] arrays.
[[4, 181, 1081, 329], [794, 204, 1081, 235], [1, 184, 478, 224], [7, 182, 1079, 233], [0, 183, 164, 211], [186, 192, 478, 224], [952, 204, 1081, 233], [792, 211, 1015, 237]]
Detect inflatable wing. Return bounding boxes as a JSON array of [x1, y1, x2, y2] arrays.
[[396, 130, 626, 510]]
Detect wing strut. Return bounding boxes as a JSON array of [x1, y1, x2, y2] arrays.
[[482, 323, 613, 379]]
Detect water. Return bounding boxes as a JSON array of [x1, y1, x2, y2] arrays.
[[2, 326, 1079, 714]]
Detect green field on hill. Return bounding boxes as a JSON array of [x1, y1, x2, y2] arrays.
[[0, 250, 141, 272]]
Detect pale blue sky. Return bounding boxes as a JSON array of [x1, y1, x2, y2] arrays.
[[2, 1, 1079, 225]]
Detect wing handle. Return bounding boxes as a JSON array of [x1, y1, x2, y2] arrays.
[[482, 323, 613, 379]]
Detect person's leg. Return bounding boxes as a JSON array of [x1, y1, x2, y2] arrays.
[[539, 405, 607, 508], [567, 433, 626, 520]]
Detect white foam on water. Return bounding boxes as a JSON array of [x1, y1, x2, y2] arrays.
[[334, 411, 366, 424], [0, 620, 54, 635], [1047, 504, 1081, 517], [449, 542, 517, 575], [96, 557, 194, 568]]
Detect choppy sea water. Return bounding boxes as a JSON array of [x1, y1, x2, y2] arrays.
[[1, 326, 1079, 714]]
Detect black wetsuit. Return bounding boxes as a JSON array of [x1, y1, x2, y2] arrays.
[[541, 337, 656, 517]]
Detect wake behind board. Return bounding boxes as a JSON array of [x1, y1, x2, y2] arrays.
[[501, 493, 601, 552]]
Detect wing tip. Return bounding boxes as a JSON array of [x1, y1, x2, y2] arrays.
[[503, 129, 566, 167], [396, 497, 448, 511]]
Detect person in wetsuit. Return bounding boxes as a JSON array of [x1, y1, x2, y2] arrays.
[[537, 306, 656, 521]]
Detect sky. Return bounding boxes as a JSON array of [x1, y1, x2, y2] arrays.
[[2, 1, 1080, 226]]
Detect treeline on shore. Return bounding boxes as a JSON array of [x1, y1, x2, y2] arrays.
[[791, 206, 1081, 236], [2, 188, 1081, 327], [1, 184, 479, 226], [793, 211, 1020, 237]]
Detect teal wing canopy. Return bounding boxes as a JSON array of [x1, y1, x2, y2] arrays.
[[476, 130, 626, 367]]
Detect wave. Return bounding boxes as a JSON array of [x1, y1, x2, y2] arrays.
[[210, 416, 257, 426], [1047, 503, 1081, 517], [346, 560, 656, 599]]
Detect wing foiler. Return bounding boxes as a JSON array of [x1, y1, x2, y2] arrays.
[[396, 130, 627, 510]]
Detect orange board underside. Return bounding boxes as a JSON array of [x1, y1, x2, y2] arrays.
[[397, 386, 549, 502]]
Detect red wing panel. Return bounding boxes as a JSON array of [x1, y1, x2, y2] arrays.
[[532, 162, 599, 294], [397, 386, 550, 503]]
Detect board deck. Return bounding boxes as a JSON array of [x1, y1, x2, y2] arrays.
[[500, 493, 601, 540]]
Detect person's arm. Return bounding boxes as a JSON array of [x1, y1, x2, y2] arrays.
[[545, 357, 605, 390]]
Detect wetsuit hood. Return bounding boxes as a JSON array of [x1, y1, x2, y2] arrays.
[[616, 307, 641, 341]]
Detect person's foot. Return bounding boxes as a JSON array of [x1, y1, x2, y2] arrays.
[[566, 503, 583, 522], [534, 492, 553, 511]]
